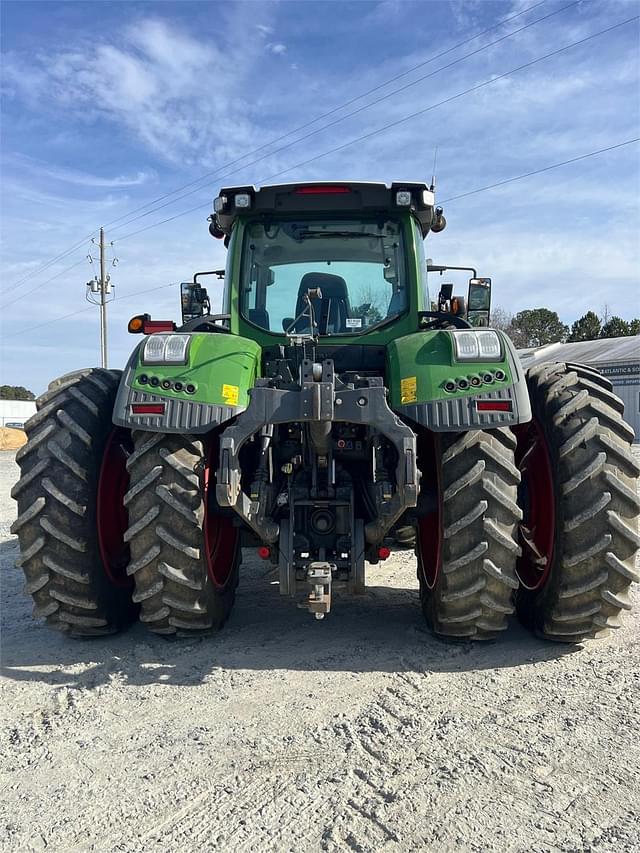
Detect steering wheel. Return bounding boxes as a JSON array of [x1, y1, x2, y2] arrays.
[[420, 311, 472, 330], [180, 314, 230, 333]]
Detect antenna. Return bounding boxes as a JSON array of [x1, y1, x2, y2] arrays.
[[430, 144, 439, 192]]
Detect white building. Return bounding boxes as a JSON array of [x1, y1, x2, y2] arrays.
[[0, 400, 37, 428], [518, 336, 640, 441]]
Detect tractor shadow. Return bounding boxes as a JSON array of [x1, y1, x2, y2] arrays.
[[1, 540, 580, 689]]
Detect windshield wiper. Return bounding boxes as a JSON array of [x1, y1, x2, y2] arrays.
[[294, 230, 385, 241]]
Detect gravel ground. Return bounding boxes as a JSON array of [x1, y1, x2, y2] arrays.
[[1, 448, 639, 853]]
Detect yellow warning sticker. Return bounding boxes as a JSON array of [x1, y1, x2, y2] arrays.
[[400, 376, 417, 404], [222, 384, 240, 406]]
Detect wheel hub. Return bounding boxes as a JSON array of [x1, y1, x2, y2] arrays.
[[514, 418, 555, 591], [96, 428, 133, 587]]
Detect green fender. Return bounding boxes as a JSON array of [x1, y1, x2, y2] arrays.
[[112, 333, 261, 433], [386, 329, 531, 431]]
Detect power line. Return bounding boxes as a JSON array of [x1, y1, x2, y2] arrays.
[[114, 15, 639, 244], [100, 0, 549, 232], [108, 1, 578, 235], [2, 305, 94, 339], [440, 138, 640, 203], [1, 282, 179, 340], [0, 257, 89, 310], [0, 0, 576, 293], [0, 231, 96, 297], [256, 17, 639, 185]]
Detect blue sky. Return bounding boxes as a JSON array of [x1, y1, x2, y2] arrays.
[[1, 0, 638, 393]]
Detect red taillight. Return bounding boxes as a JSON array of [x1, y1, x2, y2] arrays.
[[143, 320, 176, 334], [378, 546, 391, 560], [294, 185, 351, 195], [257, 546, 271, 560], [476, 401, 513, 412], [131, 403, 165, 416]]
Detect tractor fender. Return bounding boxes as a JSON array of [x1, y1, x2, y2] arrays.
[[387, 329, 532, 430], [112, 333, 261, 433]]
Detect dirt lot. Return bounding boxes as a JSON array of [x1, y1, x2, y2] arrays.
[[0, 427, 26, 452], [1, 448, 639, 853]]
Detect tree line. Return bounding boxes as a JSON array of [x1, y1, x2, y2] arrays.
[[491, 308, 640, 349], [0, 385, 35, 401]]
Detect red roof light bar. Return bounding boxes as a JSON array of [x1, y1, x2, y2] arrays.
[[294, 186, 351, 195]]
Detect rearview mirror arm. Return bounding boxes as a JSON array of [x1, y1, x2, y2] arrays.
[[427, 263, 478, 279]]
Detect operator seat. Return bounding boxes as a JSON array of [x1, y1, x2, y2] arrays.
[[293, 272, 351, 334], [248, 308, 270, 330]]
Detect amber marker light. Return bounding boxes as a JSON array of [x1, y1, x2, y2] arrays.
[[128, 315, 146, 333]]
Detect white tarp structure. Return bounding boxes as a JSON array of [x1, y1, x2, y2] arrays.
[[0, 400, 36, 428], [518, 336, 640, 441]]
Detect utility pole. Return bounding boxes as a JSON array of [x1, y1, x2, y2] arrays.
[[86, 228, 115, 367], [99, 227, 108, 368]]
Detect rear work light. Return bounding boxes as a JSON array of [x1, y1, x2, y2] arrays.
[[294, 185, 351, 194], [234, 193, 251, 208], [142, 333, 190, 365], [451, 330, 503, 361], [395, 190, 412, 206]]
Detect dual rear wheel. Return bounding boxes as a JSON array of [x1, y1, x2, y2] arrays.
[[11, 369, 239, 638], [417, 362, 639, 642], [11, 363, 639, 643]]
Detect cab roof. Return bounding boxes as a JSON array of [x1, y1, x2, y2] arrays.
[[212, 181, 438, 237]]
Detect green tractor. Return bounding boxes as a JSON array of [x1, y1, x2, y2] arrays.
[[12, 181, 639, 641]]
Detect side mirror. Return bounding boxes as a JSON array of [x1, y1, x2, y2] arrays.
[[431, 206, 447, 233], [467, 277, 491, 327], [439, 283, 453, 301], [181, 282, 209, 324], [437, 282, 453, 312]]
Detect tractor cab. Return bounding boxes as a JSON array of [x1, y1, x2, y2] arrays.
[[209, 181, 447, 344]]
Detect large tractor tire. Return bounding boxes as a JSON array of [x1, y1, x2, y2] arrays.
[[515, 362, 640, 642], [124, 432, 240, 636], [10, 369, 136, 636], [416, 428, 522, 640]]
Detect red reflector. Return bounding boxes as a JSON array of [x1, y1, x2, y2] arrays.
[[378, 546, 391, 560], [294, 185, 351, 195], [257, 546, 271, 560], [131, 403, 165, 415], [143, 320, 176, 334], [476, 401, 513, 412]]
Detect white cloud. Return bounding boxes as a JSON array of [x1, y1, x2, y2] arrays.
[[256, 24, 273, 36], [266, 42, 287, 55], [2, 18, 263, 166], [8, 156, 155, 188]]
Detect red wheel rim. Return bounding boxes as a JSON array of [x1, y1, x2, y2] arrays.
[[203, 442, 239, 589], [97, 428, 132, 587], [514, 417, 555, 591], [417, 432, 442, 590]]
